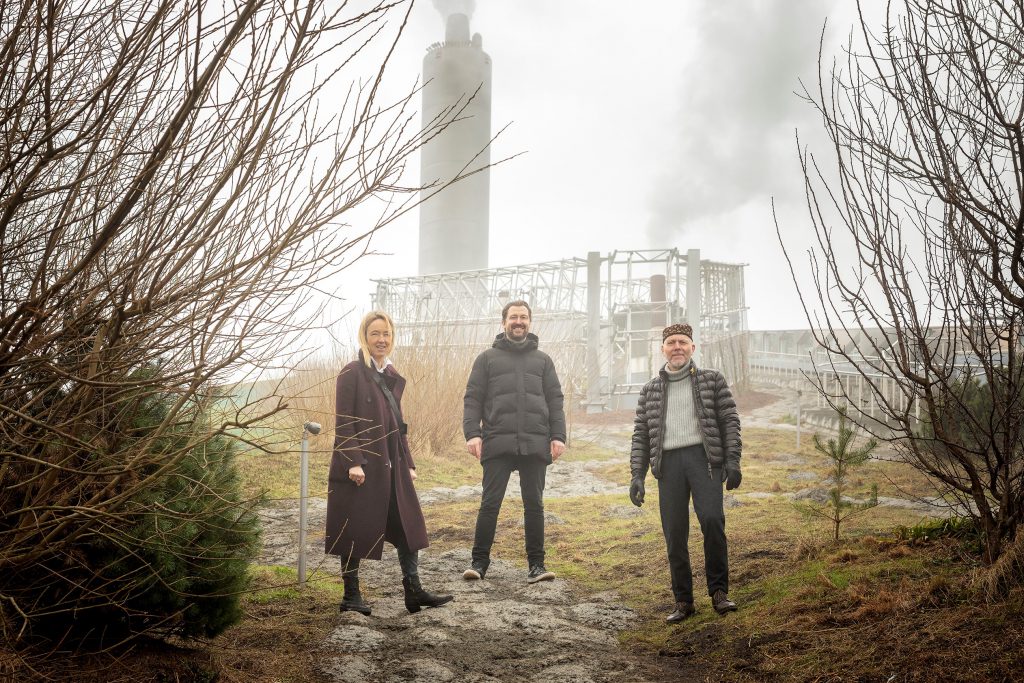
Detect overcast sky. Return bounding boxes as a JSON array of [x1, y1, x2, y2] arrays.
[[334, 0, 859, 332]]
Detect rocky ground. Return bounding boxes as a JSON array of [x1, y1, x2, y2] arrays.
[[255, 384, 945, 681], [259, 430, 656, 682], [314, 548, 656, 683]]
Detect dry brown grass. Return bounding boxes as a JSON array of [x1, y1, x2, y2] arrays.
[[2, 567, 339, 683], [652, 533, 1024, 682], [270, 342, 472, 462], [244, 339, 592, 498], [790, 535, 828, 562], [983, 528, 1024, 601], [392, 345, 475, 460], [241, 345, 482, 498]]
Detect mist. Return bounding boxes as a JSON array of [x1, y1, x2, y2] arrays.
[[646, 0, 841, 245]]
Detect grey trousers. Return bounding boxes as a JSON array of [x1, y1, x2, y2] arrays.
[[657, 444, 729, 602]]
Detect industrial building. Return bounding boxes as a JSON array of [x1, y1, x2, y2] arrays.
[[374, 249, 749, 411]]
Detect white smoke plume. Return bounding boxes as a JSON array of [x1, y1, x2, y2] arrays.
[[646, 0, 840, 244]]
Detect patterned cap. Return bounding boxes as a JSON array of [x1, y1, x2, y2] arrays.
[[662, 323, 693, 341]]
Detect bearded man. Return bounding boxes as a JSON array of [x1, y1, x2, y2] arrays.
[[461, 300, 566, 584]]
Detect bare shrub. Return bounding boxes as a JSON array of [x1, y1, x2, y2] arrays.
[[0, 0, 482, 654], [779, 0, 1024, 562]]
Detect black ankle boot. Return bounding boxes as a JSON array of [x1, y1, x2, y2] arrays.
[[340, 574, 371, 616], [401, 575, 454, 614]]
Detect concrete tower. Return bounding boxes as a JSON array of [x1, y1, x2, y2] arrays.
[[419, 0, 491, 275]]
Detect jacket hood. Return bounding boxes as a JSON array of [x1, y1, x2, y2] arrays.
[[492, 332, 539, 352]]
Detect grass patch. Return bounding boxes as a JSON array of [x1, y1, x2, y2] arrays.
[[416, 481, 1024, 681], [209, 567, 344, 682], [57, 416, 1009, 682], [247, 566, 304, 604], [236, 433, 480, 501], [583, 424, 938, 514], [560, 435, 627, 463], [5, 564, 344, 682], [236, 421, 625, 501]]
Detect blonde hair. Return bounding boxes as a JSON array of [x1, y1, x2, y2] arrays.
[[357, 310, 396, 368]]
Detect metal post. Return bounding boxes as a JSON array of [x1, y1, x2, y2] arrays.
[[796, 389, 802, 450], [585, 251, 604, 413], [298, 421, 321, 586], [686, 248, 701, 365]]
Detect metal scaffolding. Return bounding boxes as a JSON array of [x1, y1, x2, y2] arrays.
[[373, 249, 748, 410]]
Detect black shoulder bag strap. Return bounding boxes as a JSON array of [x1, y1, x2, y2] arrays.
[[370, 369, 408, 435]]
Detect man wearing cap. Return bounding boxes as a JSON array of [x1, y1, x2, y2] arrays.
[[629, 322, 742, 622]]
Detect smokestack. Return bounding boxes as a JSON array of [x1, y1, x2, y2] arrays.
[[432, 0, 476, 25], [650, 274, 667, 327], [445, 13, 470, 42], [419, 0, 491, 275]]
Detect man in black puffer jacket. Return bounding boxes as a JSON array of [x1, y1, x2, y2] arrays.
[[630, 323, 742, 622], [462, 300, 566, 584]]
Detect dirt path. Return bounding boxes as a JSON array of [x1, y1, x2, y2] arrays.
[[314, 548, 655, 682], [258, 434, 657, 682]]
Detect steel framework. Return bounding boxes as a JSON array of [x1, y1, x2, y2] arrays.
[[373, 249, 748, 409]]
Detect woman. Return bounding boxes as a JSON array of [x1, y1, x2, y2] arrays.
[[325, 311, 453, 615]]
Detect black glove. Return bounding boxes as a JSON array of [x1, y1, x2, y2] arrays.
[[724, 467, 742, 491], [629, 476, 646, 507]]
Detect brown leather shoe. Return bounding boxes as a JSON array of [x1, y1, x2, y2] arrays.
[[666, 601, 695, 622], [712, 590, 737, 615]]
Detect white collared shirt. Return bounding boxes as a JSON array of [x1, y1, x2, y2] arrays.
[[371, 357, 393, 373]]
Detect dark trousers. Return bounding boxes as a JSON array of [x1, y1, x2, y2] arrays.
[[658, 444, 729, 602], [341, 544, 417, 580], [342, 470, 418, 579], [471, 454, 548, 567]]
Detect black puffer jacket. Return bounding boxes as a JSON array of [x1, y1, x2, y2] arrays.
[[630, 362, 741, 480], [463, 332, 566, 462]]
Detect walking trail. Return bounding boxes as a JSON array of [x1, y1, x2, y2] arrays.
[[258, 427, 658, 682], [256, 385, 941, 681]]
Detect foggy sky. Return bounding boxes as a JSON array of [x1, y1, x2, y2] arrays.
[[647, 0, 839, 244]]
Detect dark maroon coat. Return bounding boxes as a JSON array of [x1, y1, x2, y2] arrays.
[[325, 354, 428, 561]]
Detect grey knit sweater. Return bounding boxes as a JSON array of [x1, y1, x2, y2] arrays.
[[662, 362, 703, 450], [630, 361, 741, 480]]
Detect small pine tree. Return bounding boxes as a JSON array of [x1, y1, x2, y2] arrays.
[[21, 381, 261, 643], [797, 408, 880, 541], [86, 428, 261, 638]]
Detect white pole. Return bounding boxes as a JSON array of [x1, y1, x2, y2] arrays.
[[796, 389, 802, 450], [298, 421, 321, 587], [298, 428, 309, 586]]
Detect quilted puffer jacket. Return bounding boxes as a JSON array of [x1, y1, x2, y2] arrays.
[[463, 332, 566, 462], [630, 362, 741, 480]]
